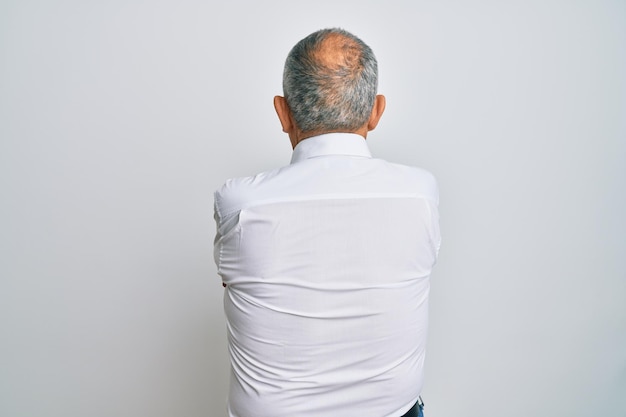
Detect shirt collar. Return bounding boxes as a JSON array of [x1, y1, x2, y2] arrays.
[[290, 133, 372, 164]]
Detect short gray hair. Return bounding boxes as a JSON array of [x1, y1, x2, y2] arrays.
[[282, 28, 378, 133]]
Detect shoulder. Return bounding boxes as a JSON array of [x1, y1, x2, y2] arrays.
[[389, 162, 437, 184], [213, 166, 287, 220], [379, 160, 439, 203]]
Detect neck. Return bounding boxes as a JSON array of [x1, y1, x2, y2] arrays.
[[291, 127, 368, 149]]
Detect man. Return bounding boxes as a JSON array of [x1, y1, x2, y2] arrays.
[[214, 28, 440, 417]]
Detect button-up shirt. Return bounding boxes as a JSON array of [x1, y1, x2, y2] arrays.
[[214, 133, 440, 417]]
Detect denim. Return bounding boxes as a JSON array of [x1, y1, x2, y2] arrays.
[[400, 397, 425, 417]]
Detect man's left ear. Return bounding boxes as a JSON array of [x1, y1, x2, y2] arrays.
[[274, 96, 293, 134], [367, 95, 386, 131]]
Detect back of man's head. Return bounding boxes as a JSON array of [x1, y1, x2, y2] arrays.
[[282, 28, 378, 134]]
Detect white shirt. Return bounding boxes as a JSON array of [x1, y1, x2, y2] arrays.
[[214, 133, 440, 417]]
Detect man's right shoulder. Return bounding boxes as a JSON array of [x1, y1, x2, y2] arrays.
[[384, 161, 439, 204]]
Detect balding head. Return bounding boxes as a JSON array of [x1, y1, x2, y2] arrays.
[[281, 28, 379, 135], [311, 32, 362, 72]]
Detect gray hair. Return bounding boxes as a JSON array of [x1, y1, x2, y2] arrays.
[[282, 28, 378, 133]]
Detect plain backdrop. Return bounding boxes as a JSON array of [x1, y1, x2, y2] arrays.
[[1, 1, 625, 416]]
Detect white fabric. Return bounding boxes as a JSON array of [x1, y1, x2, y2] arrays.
[[214, 133, 440, 417]]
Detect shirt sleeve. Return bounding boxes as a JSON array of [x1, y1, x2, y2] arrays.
[[425, 172, 441, 260], [213, 185, 243, 278], [429, 199, 441, 259]]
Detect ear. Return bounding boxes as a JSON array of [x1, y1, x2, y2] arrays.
[[274, 96, 294, 134], [367, 95, 386, 131]]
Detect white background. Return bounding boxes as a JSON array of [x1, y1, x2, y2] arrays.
[[1, 1, 624, 416]]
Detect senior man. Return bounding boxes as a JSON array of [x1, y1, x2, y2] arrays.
[[213, 28, 440, 417]]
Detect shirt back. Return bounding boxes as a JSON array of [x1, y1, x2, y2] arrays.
[[214, 134, 440, 417]]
